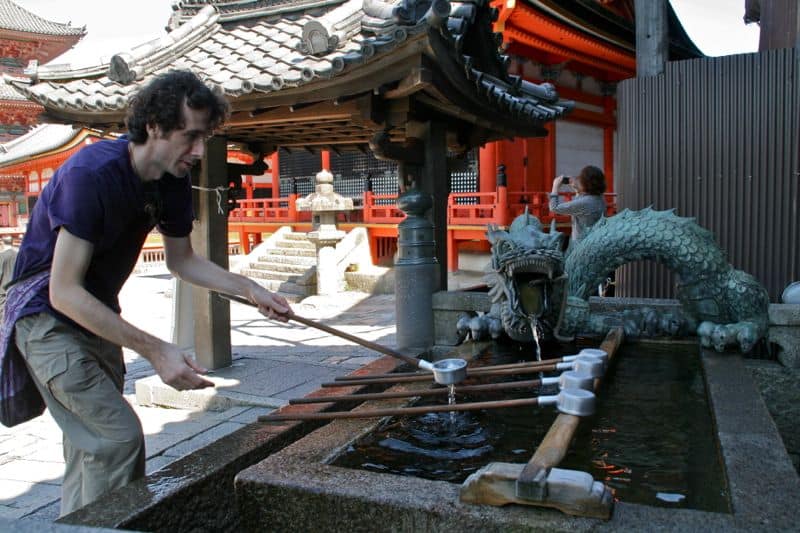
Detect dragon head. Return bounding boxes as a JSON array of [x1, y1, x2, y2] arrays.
[[484, 213, 567, 342]]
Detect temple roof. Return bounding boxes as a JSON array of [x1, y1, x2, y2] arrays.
[[498, 0, 703, 81], [0, 123, 83, 166], [0, 0, 85, 37], [0, 76, 24, 100], [8, 0, 574, 151]]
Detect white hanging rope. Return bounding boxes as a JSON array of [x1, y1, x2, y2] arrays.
[[191, 185, 230, 215]]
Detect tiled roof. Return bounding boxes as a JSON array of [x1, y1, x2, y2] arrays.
[[0, 76, 25, 100], [0, 0, 85, 37], [8, 0, 573, 147], [0, 123, 80, 166]]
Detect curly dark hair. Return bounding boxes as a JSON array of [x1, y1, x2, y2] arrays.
[[125, 70, 229, 143], [577, 165, 607, 195]]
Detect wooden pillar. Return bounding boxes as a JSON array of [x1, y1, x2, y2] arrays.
[[421, 121, 448, 291], [603, 94, 615, 191], [479, 143, 497, 193], [271, 152, 280, 198], [634, 0, 668, 77], [321, 150, 331, 171], [544, 122, 556, 182], [499, 139, 526, 192], [191, 135, 231, 370], [758, 0, 800, 51]]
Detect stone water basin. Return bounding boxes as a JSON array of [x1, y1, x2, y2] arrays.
[[333, 342, 727, 511], [235, 341, 800, 531]]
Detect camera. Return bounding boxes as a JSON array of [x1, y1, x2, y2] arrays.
[[562, 176, 570, 184]]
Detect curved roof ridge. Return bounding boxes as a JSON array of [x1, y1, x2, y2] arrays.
[[169, 0, 350, 27], [0, 0, 85, 37], [0, 75, 27, 101], [297, 0, 369, 56], [0, 123, 80, 166], [108, 5, 221, 84], [28, 5, 219, 84]]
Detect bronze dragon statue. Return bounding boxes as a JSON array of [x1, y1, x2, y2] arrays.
[[467, 207, 769, 353]]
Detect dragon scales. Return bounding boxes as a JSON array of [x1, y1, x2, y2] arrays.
[[463, 208, 768, 353]]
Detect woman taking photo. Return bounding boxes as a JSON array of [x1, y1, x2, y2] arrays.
[[549, 165, 607, 250]]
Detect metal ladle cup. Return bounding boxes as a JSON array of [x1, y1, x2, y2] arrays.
[[419, 358, 468, 385], [541, 370, 596, 391], [553, 356, 605, 378], [563, 348, 608, 368], [538, 388, 596, 416]]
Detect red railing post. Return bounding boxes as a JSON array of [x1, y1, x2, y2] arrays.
[[239, 229, 250, 255], [363, 191, 373, 223], [496, 185, 509, 226], [288, 193, 298, 222]]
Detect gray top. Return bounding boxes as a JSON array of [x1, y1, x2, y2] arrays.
[[549, 193, 606, 243]]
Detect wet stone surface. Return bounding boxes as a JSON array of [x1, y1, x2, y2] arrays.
[[747, 360, 800, 472]]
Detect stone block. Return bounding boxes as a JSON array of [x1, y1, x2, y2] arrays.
[[769, 326, 800, 369], [432, 290, 491, 346], [768, 303, 800, 326]]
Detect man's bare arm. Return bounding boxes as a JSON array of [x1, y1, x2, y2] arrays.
[[49, 228, 212, 390], [163, 235, 290, 320]]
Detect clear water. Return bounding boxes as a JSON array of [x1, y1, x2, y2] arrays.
[[333, 342, 730, 513]]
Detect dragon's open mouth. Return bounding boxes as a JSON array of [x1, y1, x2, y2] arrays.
[[514, 272, 550, 317], [484, 216, 567, 343], [503, 253, 561, 324]]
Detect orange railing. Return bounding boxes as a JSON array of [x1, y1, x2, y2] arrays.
[[448, 189, 617, 227], [228, 195, 299, 222], [230, 190, 616, 226], [448, 191, 503, 225], [362, 192, 405, 223], [229, 190, 617, 265]]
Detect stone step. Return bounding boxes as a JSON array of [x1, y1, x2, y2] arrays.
[[248, 277, 312, 300], [257, 254, 317, 267], [276, 239, 314, 250], [249, 277, 315, 296], [284, 232, 310, 241], [241, 268, 309, 283], [265, 248, 317, 258], [248, 262, 313, 275]]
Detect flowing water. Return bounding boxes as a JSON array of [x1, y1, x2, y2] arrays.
[[448, 384, 457, 423], [529, 317, 542, 361], [333, 342, 730, 512]]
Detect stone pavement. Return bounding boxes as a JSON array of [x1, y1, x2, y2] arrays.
[[0, 265, 412, 526]]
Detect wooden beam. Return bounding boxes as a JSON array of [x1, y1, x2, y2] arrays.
[[635, 0, 668, 77], [191, 136, 232, 370], [228, 99, 361, 127], [422, 121, 449, 290], [384, 67, 434, 99], [758, 0, 800, 50]]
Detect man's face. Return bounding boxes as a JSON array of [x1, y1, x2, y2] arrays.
[[148, 102, 211, 177]]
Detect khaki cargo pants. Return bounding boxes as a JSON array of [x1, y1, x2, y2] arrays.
[[15, 313, 145, 516]]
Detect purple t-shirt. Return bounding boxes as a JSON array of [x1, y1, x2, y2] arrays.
[[13, 137, 193, 325]]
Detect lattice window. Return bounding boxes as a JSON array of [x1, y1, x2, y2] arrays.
[[450, 149, 478, 204], [276, 149, 479, 203], [278, 149, 320, 196], [331, 151, 398, 204]]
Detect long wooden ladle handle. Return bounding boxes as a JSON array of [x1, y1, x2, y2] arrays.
[[259, 396, 544, 422], [216, 292, 423, 368]]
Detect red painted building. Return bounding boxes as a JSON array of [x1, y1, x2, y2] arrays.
[[0, 0, 84, 227]]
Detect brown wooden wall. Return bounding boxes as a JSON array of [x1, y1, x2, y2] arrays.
[[615, 48, 799, 302]]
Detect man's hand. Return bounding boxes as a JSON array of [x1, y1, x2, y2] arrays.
[[151, 342, 214, 390], [248, 288, 291, 322]]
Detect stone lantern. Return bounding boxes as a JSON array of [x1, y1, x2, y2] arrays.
[[295, 169, 354, 295]]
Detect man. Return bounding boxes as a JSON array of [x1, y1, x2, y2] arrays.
[[8, 70, 290, 515], [0, 235, 17, 322]]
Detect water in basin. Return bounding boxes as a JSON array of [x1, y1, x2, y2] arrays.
[[333, 342, 729, 512]]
